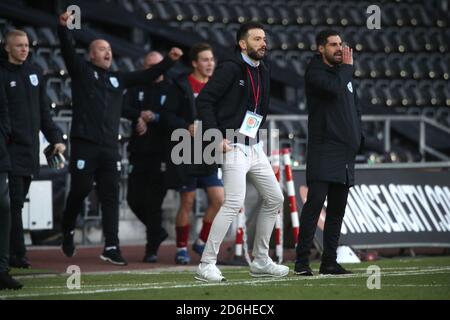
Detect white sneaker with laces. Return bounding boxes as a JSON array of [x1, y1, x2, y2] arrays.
[[195, 263, 226, 282], [249, 258, 289, 278]]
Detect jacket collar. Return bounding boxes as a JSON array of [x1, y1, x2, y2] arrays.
[[0, 59, 25, 72], [311, 54, 340, 71], [235, 50, 268, 73], [241, 53, 260, 67], [88, 61, 109, 74]]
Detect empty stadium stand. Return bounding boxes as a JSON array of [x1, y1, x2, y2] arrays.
[[1, 0, 449, 162]]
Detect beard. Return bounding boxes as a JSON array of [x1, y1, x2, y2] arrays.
[[324, 51, 342, 66], [247, 46, 266, 61]]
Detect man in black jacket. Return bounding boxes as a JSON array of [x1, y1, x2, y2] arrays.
[[294, 30, 364, 276], [122, 51, 171, 263], [58, 12, 182, 265], [0, 30, 65, 269], [162, 43, 223, 265], [0, 61, 22, 289], [195, 23, 288, 282]]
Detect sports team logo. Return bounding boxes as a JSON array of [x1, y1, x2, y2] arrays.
[[109, 77, 119, 88], [29, 74, 39, 86], [347, 81, 353, 93], [77, 160, 85, 170]]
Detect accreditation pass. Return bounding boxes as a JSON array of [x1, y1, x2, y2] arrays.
[[239, 111, 263, 139]]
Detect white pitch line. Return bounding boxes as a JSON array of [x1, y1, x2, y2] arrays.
[[11, 265, 448, 280], [2, 266, 450, 299]]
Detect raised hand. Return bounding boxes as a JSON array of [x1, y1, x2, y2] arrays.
[[342, 45, 353, 65], [59, 12, 72, 27], [168, 47, 183, 61]]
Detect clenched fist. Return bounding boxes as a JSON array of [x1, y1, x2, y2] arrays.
[[54, 143, 66, 154], [59, 12, 72, 27], [168, 47, 183, 61], [140, 110, 155, 123]]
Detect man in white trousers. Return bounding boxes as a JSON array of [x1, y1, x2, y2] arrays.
[[195, 22, 289, 282]]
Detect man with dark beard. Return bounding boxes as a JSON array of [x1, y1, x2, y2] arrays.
[[294, 30, 364, 276], [194, 22, 288, 282]]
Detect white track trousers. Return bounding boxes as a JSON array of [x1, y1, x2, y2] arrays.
[[201, 142, 284, 265]]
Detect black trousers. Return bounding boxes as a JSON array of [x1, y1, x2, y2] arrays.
[[8, 175, 31, 258], [62, 139, 120, 247], [0, 173, 11, 272], [296, 181, 349, 266], [127, 156, 167, 254]]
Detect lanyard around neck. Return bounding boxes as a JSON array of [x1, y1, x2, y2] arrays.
[[246, 66, 260, 113]]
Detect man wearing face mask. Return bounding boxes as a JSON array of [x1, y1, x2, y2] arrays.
[[57, 12, 183, 265], [0, 30, 65, 269], [294, 30, 364, 276], [194, 23, 288, 282]]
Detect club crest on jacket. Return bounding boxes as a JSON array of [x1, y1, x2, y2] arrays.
[[347, 81, 353, 93], [29, 74, 39, 86], [109, 76, 119, 88]]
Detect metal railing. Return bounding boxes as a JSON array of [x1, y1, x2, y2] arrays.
[[53, 114, 450, 174], [51, 114, 450, 243], [266, 114, 450, 164]]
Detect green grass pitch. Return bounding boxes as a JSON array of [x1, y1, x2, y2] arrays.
[[1, 256, 449, 300]]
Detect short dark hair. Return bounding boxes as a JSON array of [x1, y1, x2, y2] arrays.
[[315, 29, 340, 47], [189, 42, 213, 62], [236, 22, 265, 44]]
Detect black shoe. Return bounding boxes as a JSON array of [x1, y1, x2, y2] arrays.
[[62, 230, 76, 257], [319, 263, 352, 275], [100, 247, 128, 266], [142, 253, 157, 263], [9, 255, 31, 269], [294, 264, 314, 276], [0, 271, 23, 290]]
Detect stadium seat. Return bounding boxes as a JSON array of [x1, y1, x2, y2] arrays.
[[38, 27, 59, 46], [46, 77, 64, 106], [117, 57, 135, 72], [51, 49, 68, 75], [22, 26, 39, 46]]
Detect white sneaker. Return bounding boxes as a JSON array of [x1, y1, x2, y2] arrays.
[[195, 263, 226, 282], [249, 258, 289, 278]]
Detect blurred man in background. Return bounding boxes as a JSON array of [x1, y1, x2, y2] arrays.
[[162, 43, 223, 265], [0, 30, 65, 269], [0, 54, 22, 289], [58, 12, 182, 265], [122, 51, 171, 263]]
